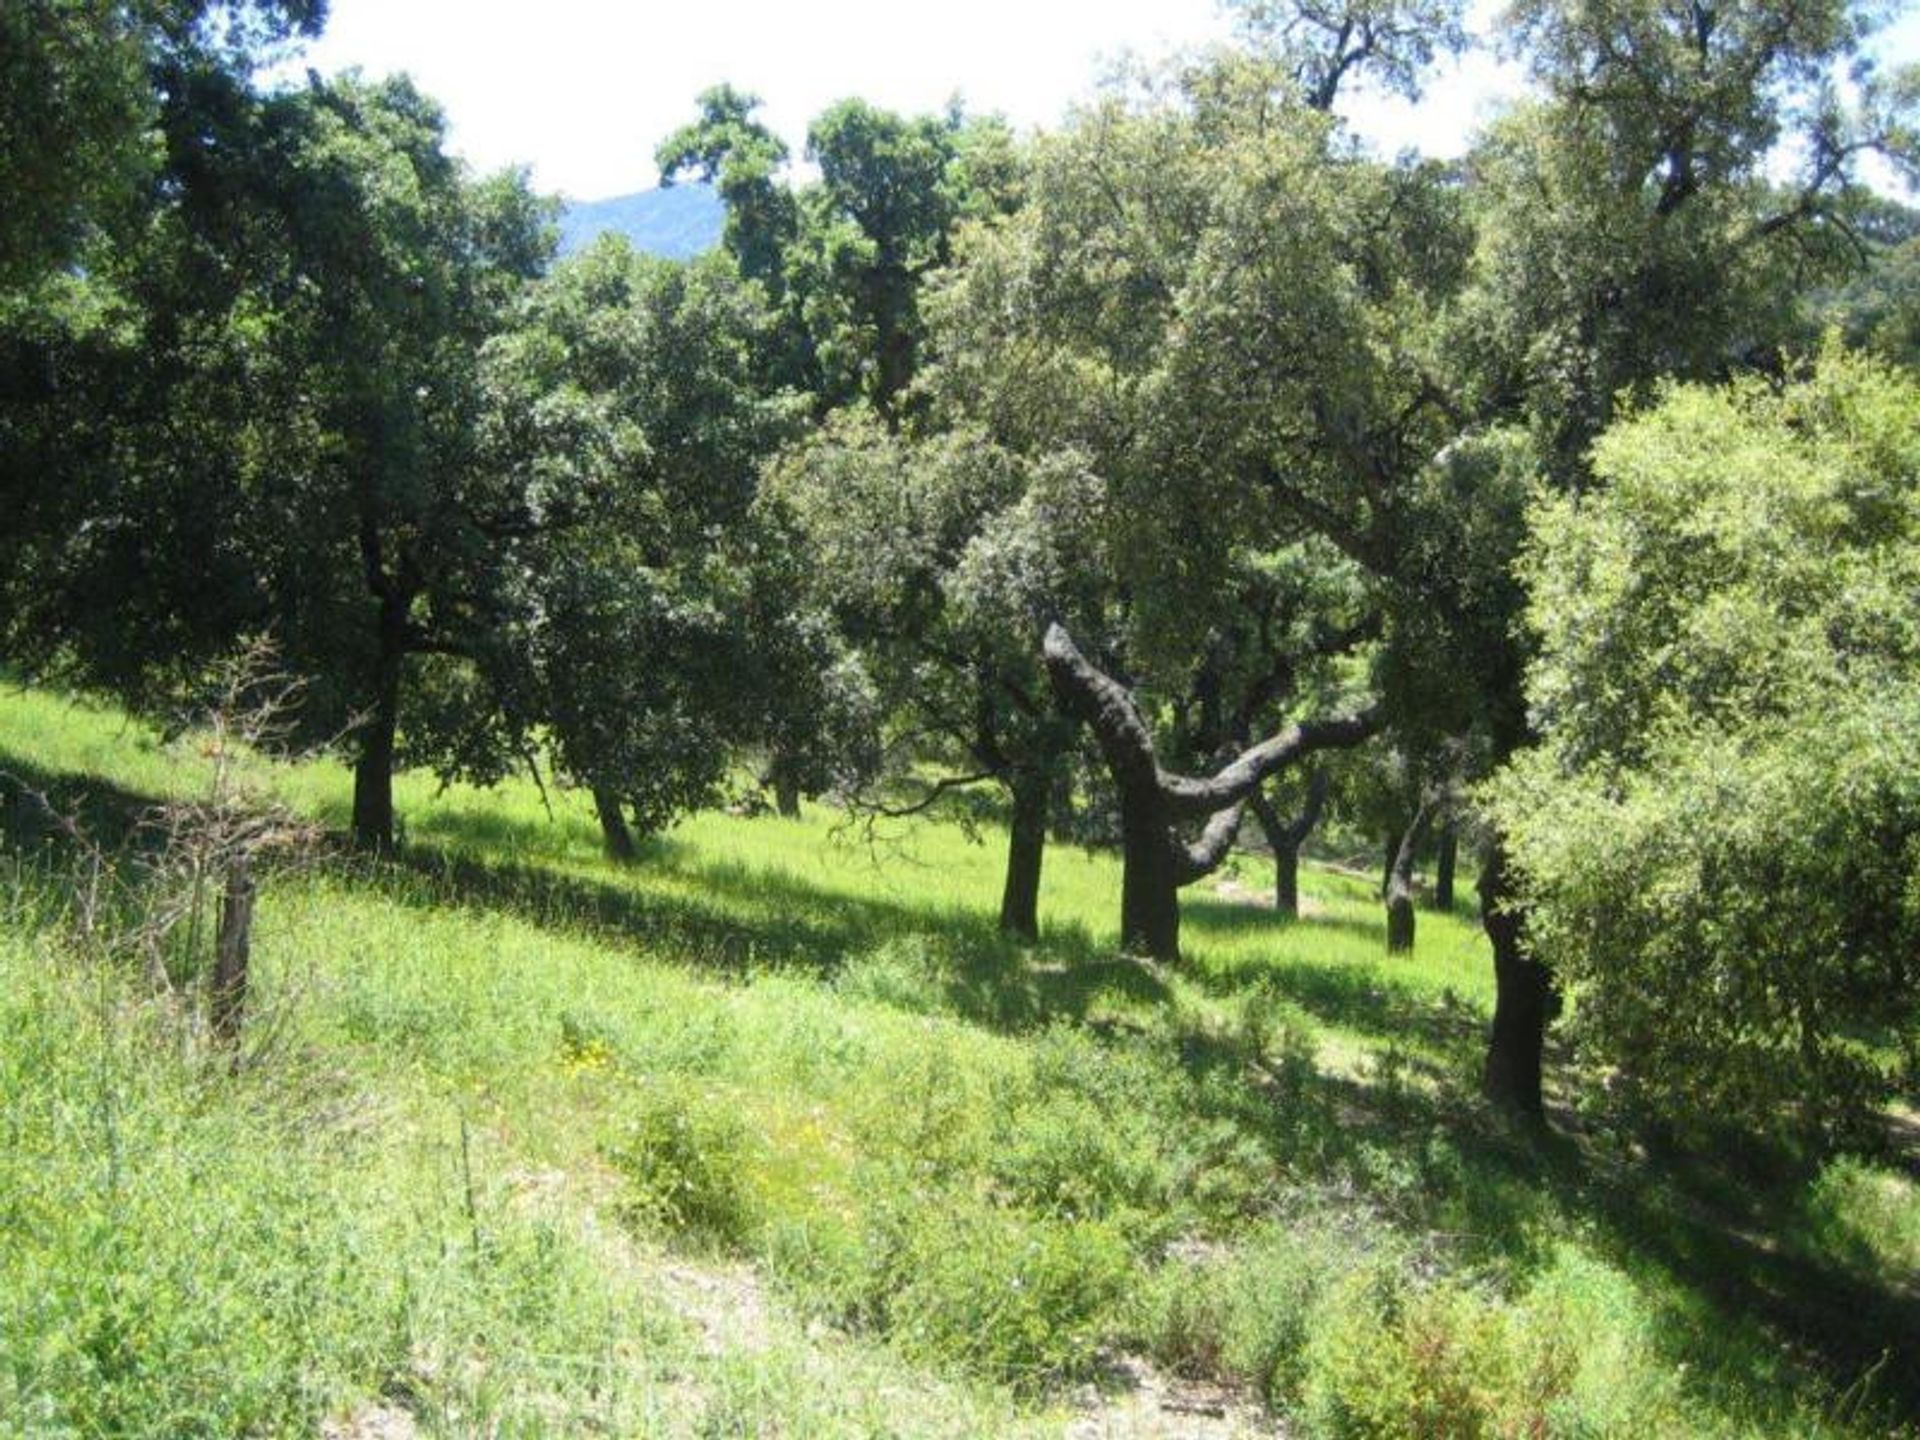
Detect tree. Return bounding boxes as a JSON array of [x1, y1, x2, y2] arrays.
[[0, 0, 327, 288], [1, 72, 553, 854], [657, 84, 797, 294], [661, 87, 1022, 421], [1487, 350, 1920, 1143], [1229, 0, 1468, 111], [477, 237, 823, 855], [918, 58, 1465, 959], [1450, 0, 1919, 1115], [1247, 767, 1329, 919], [1044, 622, 1379, 959], [766, 417, 1093, 939]]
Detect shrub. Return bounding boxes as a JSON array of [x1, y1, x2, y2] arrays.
[[881, 1195, 1133, 1389], [602, 1081, 759, 1248]]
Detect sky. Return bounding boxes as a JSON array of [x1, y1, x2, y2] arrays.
[[284, 0, 1920, 202]]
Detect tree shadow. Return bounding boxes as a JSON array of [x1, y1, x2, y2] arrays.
[[376, 834, 1173, 1035], [4, 757, 1914, 1423], [0, 757, 165, 855], [1183, 893, 1389, 948], [1287, 1057, 1920, 1422]]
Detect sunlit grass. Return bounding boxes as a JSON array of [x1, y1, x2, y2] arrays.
[[3, 681, 1917, 1436]]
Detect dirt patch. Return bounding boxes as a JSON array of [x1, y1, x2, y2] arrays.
[[656, 1256, 775, 1355], [1066, 1354, 1285, 1438], [319, 1405, 418, 1440], [1208, 876, 1325, 919]]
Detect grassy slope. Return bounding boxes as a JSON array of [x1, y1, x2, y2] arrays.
[[1, 684, 1916, 1437]]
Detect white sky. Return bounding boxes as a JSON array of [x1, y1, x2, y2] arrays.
[[286, 0, 1919, 201]]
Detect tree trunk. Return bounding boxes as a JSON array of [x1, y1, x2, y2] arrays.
[[765, 753, 802, 817], [1385, 803, 1431, 954], [1480, 838, 1553, 1120], [1041, 624, 1377, 966], [1380, 828, 1397, 899], [998, 770, 1048, 940], [1430, 823, 1457, 912], [351, 625, 402, 855], [210, 854, 253, 1047], [1119, 785, 1182, 961], [1248, 768, 1327, 920], [594, 787, 637, 862], [1276, 838, 1301, 918]]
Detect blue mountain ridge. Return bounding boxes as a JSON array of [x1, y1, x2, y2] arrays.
[[556, 182, 725, 262]]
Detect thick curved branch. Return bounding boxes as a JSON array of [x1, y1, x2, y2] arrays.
[[1042, 623, 1158, 789], [1174, 803, 1247, 886], [1044, 622, 1382, 824], [1160, 704, 1379, 819]]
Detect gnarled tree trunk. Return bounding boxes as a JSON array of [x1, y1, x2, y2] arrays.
[[1043, 624, 1377, 963], [1385, 802, 1432, 954]]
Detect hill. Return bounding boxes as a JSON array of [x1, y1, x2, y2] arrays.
[[558, 183, 724, 261], [1, 685, 1917, 1435]]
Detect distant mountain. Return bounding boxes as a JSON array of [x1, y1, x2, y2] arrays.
[[557, 183, 724, 262]]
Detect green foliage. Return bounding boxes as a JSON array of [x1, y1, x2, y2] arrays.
[[1805, 1157, 1920, 1283], [603, 1081, 761, 1248], [1302, 1249, 1687, 1438], [1229, 0, 1469, 109], [0, 0, 327, 289], [1491, 351, 1920, 1141], [477, 238, 845, 834], [1130, 1211, 1372, 1405], [881, 1197, 1133, 1389], [4, 685, 1917, 1434]]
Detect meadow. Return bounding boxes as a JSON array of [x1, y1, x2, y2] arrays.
[[1, 683, 1916, 1437]]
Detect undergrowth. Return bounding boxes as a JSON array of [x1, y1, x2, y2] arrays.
[[2, 684, 1917, 1436]]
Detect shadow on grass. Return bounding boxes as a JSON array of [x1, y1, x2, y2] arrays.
[[1305, 1061, 1920, 1423], [0, 757, 165, 855], [374, 829, 1175, 1036], [4, 757, 1915, 1424]]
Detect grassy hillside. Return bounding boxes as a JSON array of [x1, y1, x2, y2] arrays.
[[1, 684, 1916, 1437]]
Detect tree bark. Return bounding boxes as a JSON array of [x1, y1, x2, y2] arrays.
[[594, 787, 637, 862], [1277, 841, 1301, 918], [1119, 789, 1183, 960], [998, 769, 1048, 940], [1430, 823, 1457, 912], [1480, 838, 1553, 1120], [1248, 768, 1328, 920], [1380, 828, 1397, 899], [351, 616, 403, 855], [1385, 803, 1432, 954], [1043, 624, 1377, 962], [764, 752, 803, 817]]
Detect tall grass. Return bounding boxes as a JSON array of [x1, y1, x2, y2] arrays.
[[2, 682, 1916, 1436]]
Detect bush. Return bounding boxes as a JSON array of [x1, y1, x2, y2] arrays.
[[602, 1081, 760, 1248], [1130, 1215, 1363, 1407], [1300, 1247, 1685, 1438], [882, 1194, 1133, 1389]]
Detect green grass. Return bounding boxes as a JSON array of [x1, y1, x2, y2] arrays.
[[2, 682, 1917, 1436]]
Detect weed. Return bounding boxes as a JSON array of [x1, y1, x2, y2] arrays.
[[602, 1080, 761, 1248]]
